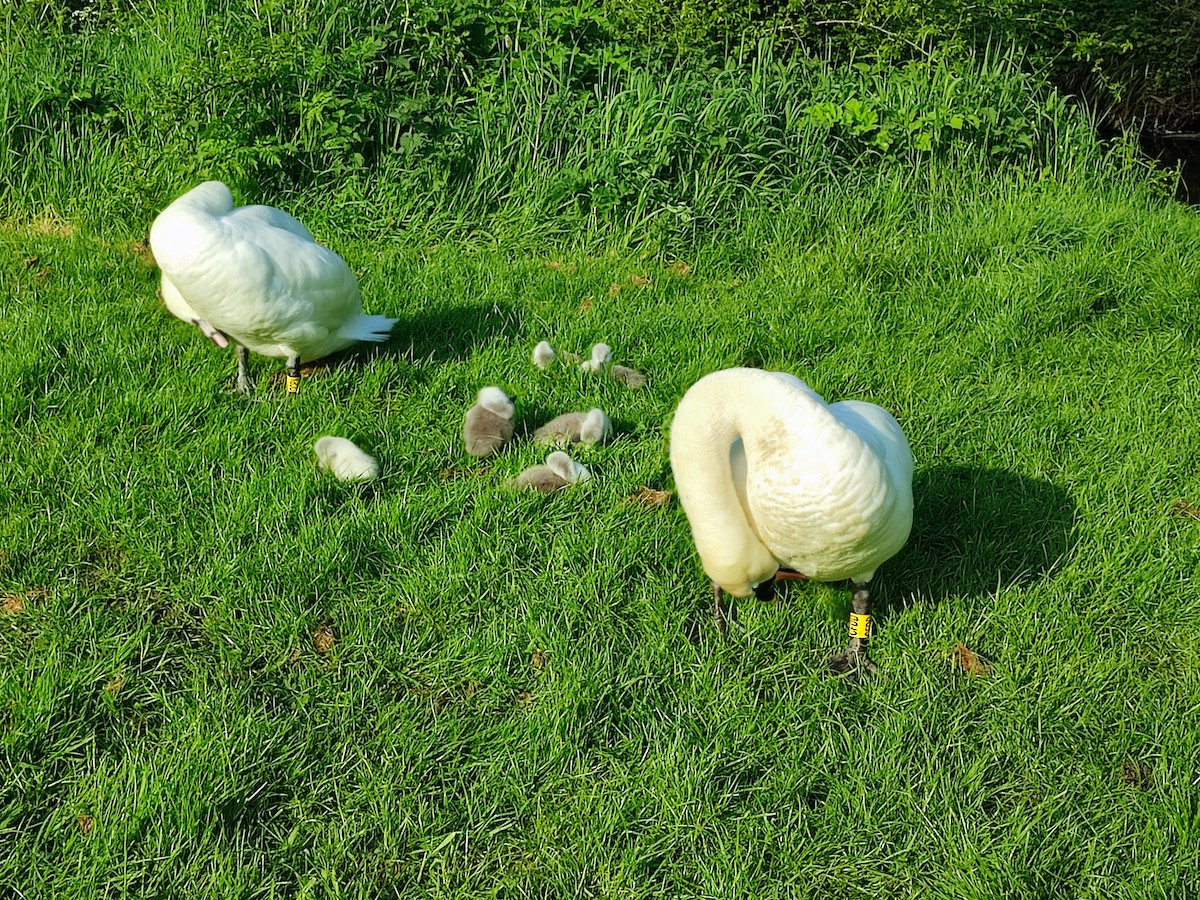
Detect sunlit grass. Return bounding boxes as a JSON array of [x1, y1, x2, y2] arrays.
[[2, 165, 1200, 896]]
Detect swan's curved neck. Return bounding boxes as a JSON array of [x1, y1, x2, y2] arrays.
[[670, 370, 809, 596]]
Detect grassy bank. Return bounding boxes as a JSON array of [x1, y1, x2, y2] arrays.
[[4, 169, 1200, 895]]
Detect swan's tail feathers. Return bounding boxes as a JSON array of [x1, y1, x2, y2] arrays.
[[341, 314, 398, 343]]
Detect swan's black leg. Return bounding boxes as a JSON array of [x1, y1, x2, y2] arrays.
[[712, 580, 730, 635], [712, 577, 776, 637], [286, 355, 301, 395], [235, 345, 253, 395], [829, 581, 879, 679]]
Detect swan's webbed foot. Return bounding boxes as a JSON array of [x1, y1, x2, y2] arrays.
[[233, 344, 254, 395], [828, 643, 878, 679], [828, 583, 879, 680]]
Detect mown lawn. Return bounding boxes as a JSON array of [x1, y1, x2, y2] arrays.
[[2, 173, 1200, 897]]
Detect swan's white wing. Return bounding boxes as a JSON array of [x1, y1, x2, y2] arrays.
[[159, 273, 229, 347], [156, 206, 362, 359], [229, 204, 316, 242], [744, 379, 910, 582]]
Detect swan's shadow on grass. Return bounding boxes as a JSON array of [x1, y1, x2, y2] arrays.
[[307, 302, 521, 380], [886, 465, 1078, 606], [683, 465, 1076, 644]]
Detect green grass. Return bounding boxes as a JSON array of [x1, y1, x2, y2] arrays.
[[3, 166, 1200, 897], [3, 5, 1200, 896]]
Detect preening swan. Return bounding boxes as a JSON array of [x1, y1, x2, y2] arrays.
[[532, 341, 556, 369], [580, 343, 612, 373], [669, 367, 913, 675], [611, 364, 648, 389], [150, 181, 397, 394], [533, 408, 612, 447]]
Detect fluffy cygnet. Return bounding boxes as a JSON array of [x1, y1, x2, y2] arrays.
[[513, 451, 591, 493], [532, 341, 556, 368], [534, 408, 612, 446], [580, 343, 612, 373], [314, 436, 379, 482], [611, 364, 648, 389], [463, 386, 516, 458]]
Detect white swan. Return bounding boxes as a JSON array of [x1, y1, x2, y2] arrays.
[[149, 181, 397, 394], [669, 367, 913, 674]]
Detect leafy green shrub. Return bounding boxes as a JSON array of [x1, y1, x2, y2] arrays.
[[608, 0, 1200, 126], [134, 1, 608, 192], [0, 0, 1139, 245]]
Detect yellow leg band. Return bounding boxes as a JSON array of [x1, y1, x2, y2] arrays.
[[286, 374, 300, 394], [848, 612, 870, 639]]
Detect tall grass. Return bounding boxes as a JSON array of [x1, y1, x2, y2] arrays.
[[0, 1, 1156, 248]]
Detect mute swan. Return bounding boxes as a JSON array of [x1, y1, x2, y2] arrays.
[[532, 341, 556, 368], [463, 387, 516, 458], [314, 436, 379, 481], [158, 278, 231, 350], [534, 408, 612, 446], [150, 181, 397, 395], [580, 343, 612, 373], [513, 451, 591, 492], [669, 367, 913, 676], [611, 364, 648, 389]]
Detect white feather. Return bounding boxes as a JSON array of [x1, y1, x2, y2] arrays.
[[669, 367, 913, 596], [314, 436, 379, 482], [149, 181, 397, 366]]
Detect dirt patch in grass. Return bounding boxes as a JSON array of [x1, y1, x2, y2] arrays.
[[1171, 498, 1200, 519], [313, 624, 337, 654], [2, 588, 46, 615], [129, 240, 156, 267], [1121, 759, 1153, 790], [2, 595, 27, 615], [952, 643, 993, 676], [32, 208, 76, 238], [626, 486, 673, 507]]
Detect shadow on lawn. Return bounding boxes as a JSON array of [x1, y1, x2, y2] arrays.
[[889, 464, 1078, 605], [308, 301, 520, 376]]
